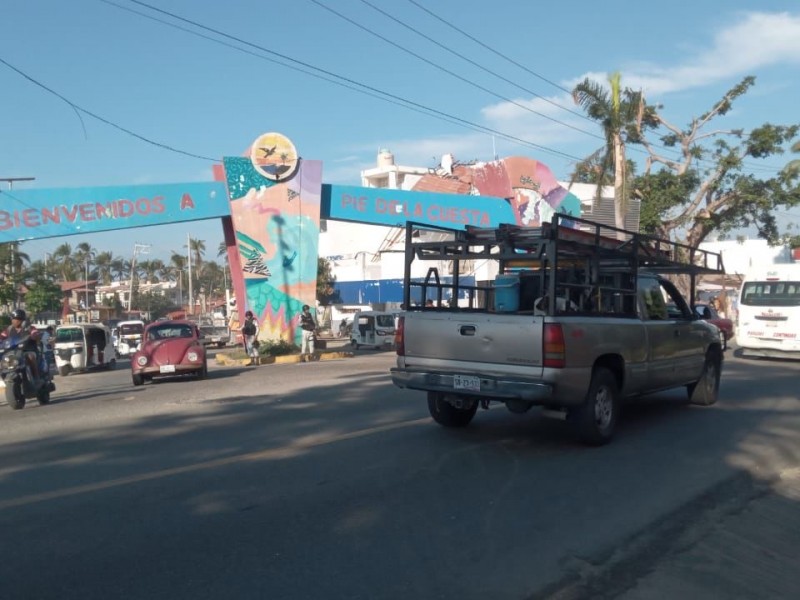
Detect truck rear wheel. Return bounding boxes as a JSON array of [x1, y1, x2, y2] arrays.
[[688, 350, 720, 406], [427, 392, 477, 427], [571, 367, 619, 445]]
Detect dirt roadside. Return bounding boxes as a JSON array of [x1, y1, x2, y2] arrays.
[[534, 468, 800, 600]]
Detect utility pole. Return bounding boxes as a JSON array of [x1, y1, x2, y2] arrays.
[[85, 257, 89, 321], [187, 234, 193, 315]]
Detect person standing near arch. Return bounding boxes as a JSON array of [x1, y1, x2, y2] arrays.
[[241, 310, 259, 366], [299, 305, 317, 361]]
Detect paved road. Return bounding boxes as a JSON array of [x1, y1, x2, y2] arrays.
[[1, 348, 799, 599]]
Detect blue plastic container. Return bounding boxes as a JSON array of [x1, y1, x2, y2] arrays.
[[494, 274, 520, 312]]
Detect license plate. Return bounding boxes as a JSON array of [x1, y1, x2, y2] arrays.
[[160, 365, 176, 374], [453, 374, 480, 391]]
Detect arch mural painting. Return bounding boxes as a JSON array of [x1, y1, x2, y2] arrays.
[[219, 133, 322, 346], [0, 132, 581, 344]]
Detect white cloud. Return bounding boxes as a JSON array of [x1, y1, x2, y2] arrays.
[[574, 11, 800, 97], [349, 11, 799, 173]]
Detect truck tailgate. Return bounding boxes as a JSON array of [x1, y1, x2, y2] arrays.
[[402, 312, 544, 374]]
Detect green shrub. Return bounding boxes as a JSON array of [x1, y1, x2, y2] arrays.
[[258, 339, 298, 357]]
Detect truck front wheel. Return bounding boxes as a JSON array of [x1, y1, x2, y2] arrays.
[[427, 392, 477, 427], [571, 367, 619, 445]]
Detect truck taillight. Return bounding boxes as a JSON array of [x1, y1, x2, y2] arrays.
[[543, 323, 565, 368], [395, 316, 405, 356]]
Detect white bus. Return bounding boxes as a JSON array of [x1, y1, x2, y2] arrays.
[[736, 264, 800, 358]]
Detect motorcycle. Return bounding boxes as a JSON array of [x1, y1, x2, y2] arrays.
[[1, 336, 55, 410]]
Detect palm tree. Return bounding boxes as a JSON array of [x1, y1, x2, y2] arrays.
[[138, 260, 161, 284], [201, 261, 223, 295], [110, 257, 128, 282], [572, 72, 651, 232], [188, 238, 206, 270], [94, 251, 114, 285], [74, 242, 96, 271], [0, 242, 30, 275], [157, 260, 176, 281], [51, 242, 75, 281], [169, 252, 188, 305]]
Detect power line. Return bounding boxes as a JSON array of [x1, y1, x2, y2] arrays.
[[404, 0, 573, 95], [98, 0, 518, 146], [315, 0, 600, 136], [117, 0, 582, 163], [402, 0, 785, 175], [0, 57, 217, 162]]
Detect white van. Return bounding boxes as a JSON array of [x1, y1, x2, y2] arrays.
[[736, 264, 800, 359]]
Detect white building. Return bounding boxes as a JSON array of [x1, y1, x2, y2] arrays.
[[699, 238, 792, 278], [96, 279, 180, 308], [321, 150, 795, 305], [319, 150, 618, 306]]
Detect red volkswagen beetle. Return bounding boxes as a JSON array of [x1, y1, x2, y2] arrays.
[[694, 303, 734, 350], [131, 320, 207, 386]]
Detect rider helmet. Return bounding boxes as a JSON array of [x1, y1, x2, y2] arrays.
[[10, 308, 26, 321]]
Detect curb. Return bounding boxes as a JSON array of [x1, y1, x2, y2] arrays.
[[215, 351, 354, 367]]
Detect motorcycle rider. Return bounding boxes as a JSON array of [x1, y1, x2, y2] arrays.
[[2, 309, 46, 388]]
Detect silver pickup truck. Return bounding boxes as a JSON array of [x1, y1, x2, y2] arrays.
[[390, 215, 725, 445]]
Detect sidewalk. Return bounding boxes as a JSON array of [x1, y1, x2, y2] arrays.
[[214, 336, 354, 367], [617, 468, 800, 599]]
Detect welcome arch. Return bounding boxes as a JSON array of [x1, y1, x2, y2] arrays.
[[1, 133, 580, 344]]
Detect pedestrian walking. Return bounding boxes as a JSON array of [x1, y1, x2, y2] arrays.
[[299, 304, 317, 360], [241, 310, 260, 365]]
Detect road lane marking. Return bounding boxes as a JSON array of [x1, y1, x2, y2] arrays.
[[0, 417, 431, 510]]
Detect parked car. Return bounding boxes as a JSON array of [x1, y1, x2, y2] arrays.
[[131, 320, 207, 386], [694, 303, 734, 350]]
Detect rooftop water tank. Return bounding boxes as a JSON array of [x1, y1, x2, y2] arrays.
[[377, 148, 395, 168]]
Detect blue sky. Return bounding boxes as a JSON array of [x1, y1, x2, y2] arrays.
[[2, 0, 799, 264]]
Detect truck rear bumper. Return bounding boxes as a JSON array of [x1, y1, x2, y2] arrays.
[[390, 368, 553, 402]]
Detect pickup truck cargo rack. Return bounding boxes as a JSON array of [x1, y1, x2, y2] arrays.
[[402, 213, 724, 315]]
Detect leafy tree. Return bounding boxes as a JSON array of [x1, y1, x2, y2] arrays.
[[787, 140, 800, 176], [0, 279, 15, 307], [317, 257, 340, 305], [102, 292, 124, 313], [631, 76, 800, 247], [26, 259, 50, 282], [136, 291, 177, 320], [24, 280, 62, 316]]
